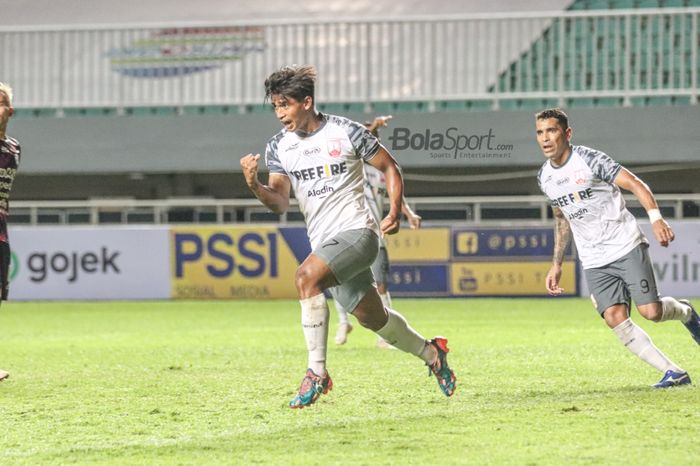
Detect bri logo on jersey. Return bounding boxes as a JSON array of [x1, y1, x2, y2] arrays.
[[290, 162, 347, 181], [550, 187, 594, 208]]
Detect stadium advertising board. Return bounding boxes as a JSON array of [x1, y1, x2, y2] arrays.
[[171, 226, 308, 299], [449, 227, 577, 297], [8, 226, 170, 300], [450, 261, 576, 296], [385, 226, 577, 297], [641, 222, 700, 298], [6, 224, 584, 301], [578, 222, 700, 299], [385, 228, 451, 296]]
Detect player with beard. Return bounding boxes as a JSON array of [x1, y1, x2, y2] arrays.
[[536, 107, 700, 388]]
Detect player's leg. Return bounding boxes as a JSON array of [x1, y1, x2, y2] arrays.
[[323, 229, 455, 396], [333, 298, 352, 345], [371, 247, 394, 349], [290, 254, 336, 408], [623, 245, 700, 345], [348, 286, 456, 396], [295, 253, 337, 372], [587, 257, 689, 388], [289, 229, 378, 408], [0, 242, 9, 382]]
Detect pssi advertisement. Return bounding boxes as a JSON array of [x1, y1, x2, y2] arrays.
[[9, 222, 698, 301]]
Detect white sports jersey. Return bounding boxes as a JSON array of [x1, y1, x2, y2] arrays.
[[265, 113, 380, 249], [537, 145, 646, 269], [363, 163, 387, 247]]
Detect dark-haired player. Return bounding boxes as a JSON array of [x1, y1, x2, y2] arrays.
[[240, 65, 455, 408]]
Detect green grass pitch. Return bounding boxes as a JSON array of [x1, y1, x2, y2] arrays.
[[1, 298, 699, 465]]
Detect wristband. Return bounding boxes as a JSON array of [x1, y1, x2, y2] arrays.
[[647, 208, 663, 223]]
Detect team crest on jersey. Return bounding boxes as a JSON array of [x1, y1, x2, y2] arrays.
[[327, 138, 342, 157], [574, 169, 587, 185]]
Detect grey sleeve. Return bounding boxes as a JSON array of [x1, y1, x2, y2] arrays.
[[578, 146, 621, 183], [536, 165, 545, 194], [346, 121, 381, 161], [264, 136, 286, 175]]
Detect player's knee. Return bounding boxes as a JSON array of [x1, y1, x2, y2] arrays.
[[638, 302, 662, 322], [603, 305, 629, 328], [351, 294, 387, 331], [352, 307, 383, 331], [294, 265, 317, 293], [376, 282, 387, 294]]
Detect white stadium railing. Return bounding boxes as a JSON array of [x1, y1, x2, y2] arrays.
[[1, 8, 698, 111], [10, 194, 700, 226]]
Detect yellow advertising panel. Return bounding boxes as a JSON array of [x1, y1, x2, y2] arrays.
[[450, 261, 577, 296], [171, 226, 301, 299], [385, 228, 450, 262]]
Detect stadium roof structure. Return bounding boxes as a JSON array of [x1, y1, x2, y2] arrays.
[[1, 0, 573, 26]]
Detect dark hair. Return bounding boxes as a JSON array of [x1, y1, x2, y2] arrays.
[[264, 65, 317, 103], [535, 107, 569, 130]]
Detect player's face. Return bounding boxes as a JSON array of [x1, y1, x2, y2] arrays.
[[0, 92, 13, 134], [270, 94, 313, 133], [535, 117, 571, 165]]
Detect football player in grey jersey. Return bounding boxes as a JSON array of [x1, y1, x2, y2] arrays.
[[240, 65, 455, 408], [536, 108, 700, 389]]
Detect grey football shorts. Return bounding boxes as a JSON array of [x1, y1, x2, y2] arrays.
[[313, 228, 379, 313], [371, 246, 390, 286], [584, 243, 660, 316]]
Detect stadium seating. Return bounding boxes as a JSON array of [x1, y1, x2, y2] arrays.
[[488, 0, 699, 109]]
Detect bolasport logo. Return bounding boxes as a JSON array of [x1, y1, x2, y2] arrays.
[[387, 127, 514, 160], [10, 247, 121, 283]]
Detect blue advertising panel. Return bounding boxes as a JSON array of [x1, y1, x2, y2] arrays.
[[451, 227, 574, 260], [387, 264, 450, 297]]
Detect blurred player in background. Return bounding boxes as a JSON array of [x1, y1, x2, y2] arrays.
[[240, 65, 455, 408], [333, 115, 423, 348], [536, 108, 700, 389], [0, 82, 21, 383]]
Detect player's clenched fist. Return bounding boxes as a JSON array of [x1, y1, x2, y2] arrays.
[[240, 153, 261, 188], [380, 213, 400, 236]]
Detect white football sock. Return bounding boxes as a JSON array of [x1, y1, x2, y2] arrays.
[[376, 308, 436, 363], [612, 318, 682, 373], [334, 299, 349, 325], [658, 297, 692, 323], [377, 292, 393, 344], [300, 293, 329, 375]]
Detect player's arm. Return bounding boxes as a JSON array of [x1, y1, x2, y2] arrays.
[[366, 115, 392, 136], [240, 153, 291, 214], [614, 167, 674, 247], [546, 206, 571, 296], [401, 197, 421, 229], [367, 146, 403, 236]]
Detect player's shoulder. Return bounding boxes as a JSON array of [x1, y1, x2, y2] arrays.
[[0, 136, 21, 164], [572, 145, 612, 163], [1, 136, 20, 149], [266, 128, 288, 148], [537, 159, 552, 181], [324, 113, 364, 132]]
